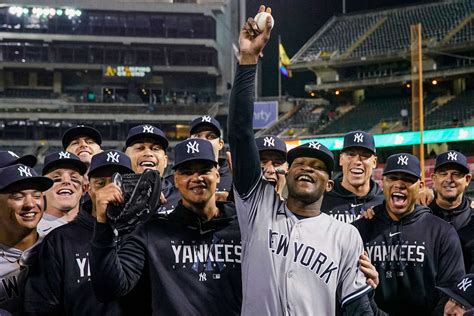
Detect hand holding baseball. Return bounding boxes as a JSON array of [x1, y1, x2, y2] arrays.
[[239, 5, 273, 65]]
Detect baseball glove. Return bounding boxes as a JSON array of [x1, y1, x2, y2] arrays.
[[106, 169, 162, 236]]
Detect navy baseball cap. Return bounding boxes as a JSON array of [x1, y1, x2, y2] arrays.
[[255, 135, 287, 158], [437, 274, 474, 310], [287, 141, 334, 175], [343, 131, 376, 154], [62, 125, 102, 149], [88, 150, 134, 178], [42, 151, 88, 176], [0, 164, 53, 192], [0, 150, 36, 168], [189, 116, 221, 137], [172, 139, 218, 170], [435, 150, 470, 174], [125, 124, 169, 150], [383, 153, 421, 179]]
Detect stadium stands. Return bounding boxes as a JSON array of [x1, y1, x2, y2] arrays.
[[292, 1, 474, 64]]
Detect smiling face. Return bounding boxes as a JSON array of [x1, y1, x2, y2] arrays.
[[383, 172, 421, 221], [340, 147, 377, 194], [286, 157, 333, 204], [174, 161, 219, 209], [125, 138, 168, 175], [432, 164, 471, 205], [44, 167, 84, 217], [0, 187, 44, 235], [66, 136, 102, 166], [260, 150, 288, 188]]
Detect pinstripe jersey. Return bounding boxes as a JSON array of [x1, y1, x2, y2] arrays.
[[234, 177, 372, 315], [0, 234, 43, 315]]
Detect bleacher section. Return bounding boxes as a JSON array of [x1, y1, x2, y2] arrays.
[[426, 90, 474, 129], [318, 97, 410, 134], [292, 1, 474, 64]]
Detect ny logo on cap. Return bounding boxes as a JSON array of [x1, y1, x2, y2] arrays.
[[308, 142, 321, 150], [107, 152, 120, 163], [263, 137, 275, 147], [458, 278, 472, 292], [201, 116, 212, 123], [447, 152, 458, 161], [354, 133, 364, 143], [8, 151, 19, 158], [143, 125, 154, 133], [397, 155, 408, 166], [186, 141, 200, 154], [59, 151, 70, 159], [18, 165, 32, 177]]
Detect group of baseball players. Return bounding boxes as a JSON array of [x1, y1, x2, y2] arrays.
[[0, 5, 473, 316]]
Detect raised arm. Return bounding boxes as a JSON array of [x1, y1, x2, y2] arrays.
[[228, 6, 273, 196]]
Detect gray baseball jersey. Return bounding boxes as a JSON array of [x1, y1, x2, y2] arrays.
[[234, 177, 372, 315], [37, 213, 68, 235], [0, 235, 43, 315]]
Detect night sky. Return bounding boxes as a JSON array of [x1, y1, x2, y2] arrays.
[[245, 0, 441, 97]]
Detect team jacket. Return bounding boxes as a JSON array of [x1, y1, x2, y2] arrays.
[[0, 234, 43, 315], [353, 203, 465, 315], [430, 196, 474, 273], [90, 201, 242, 315], [24, 200, 126, 316], [322, 176, 384, 223]]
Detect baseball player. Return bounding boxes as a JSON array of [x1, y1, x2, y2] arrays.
[[62, 125, 103, 167], [352, 153, 465, 315], [189, 115, 233, 200], [37, 151, 88, 235], [0, 164, 53, 315], [429, 150, 474, 272], [24, 150, 135, 315], [0, 151, 36, 169], [322, 131, 384, 223], [159, 116, 232, 212], [227, 7, 375, 314], [255, 135, 288, 197], [89, 139, 242, 314], [123, 124, 169, 176], [438, 273, 474, 315]]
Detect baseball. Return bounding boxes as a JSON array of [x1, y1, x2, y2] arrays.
[[254, 12, 274, 32]]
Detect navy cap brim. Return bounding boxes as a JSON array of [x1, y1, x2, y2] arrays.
[[42, 159, 88, 176], [437, 286, 473, 309], [382, 169, 420, 179], [88, 164, 134, 178], [14, 155, 37, 168], [287, 147, 334, 175], [190, 123, 221, 137], [435, 161, 470, 174], [125, 133, 169, 150], [62, 126, 102, 149], [172, 158, 218, 170], [0, 176, 53, 192]]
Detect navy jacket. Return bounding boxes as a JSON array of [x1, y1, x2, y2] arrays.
[[353, 203, 465, 315], [90, 201, 242, 315], [322, 175, 384, 223]]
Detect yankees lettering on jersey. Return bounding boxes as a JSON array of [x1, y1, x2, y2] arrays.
[[269, 229, 338, 284], [366, 243, 425, 263], [171, 243, 241, 266], [75, 252, 91, 282]]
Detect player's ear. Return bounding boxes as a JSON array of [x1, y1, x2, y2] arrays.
[[325, 179, 334, 192]]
